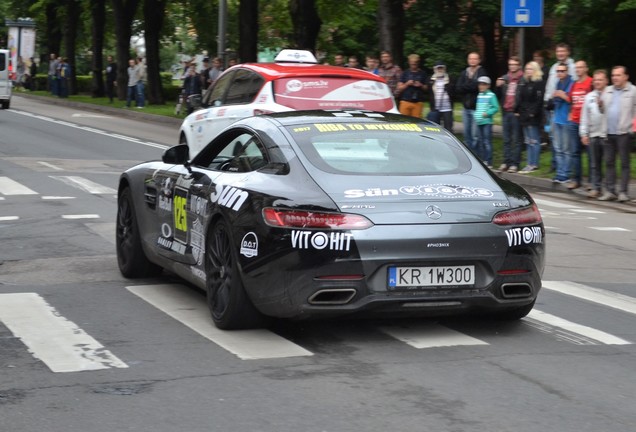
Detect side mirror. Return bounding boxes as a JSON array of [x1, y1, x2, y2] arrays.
[[162, 144, 190, 165]]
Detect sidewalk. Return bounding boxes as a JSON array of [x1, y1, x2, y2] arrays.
[[13, 92, 636, 210]]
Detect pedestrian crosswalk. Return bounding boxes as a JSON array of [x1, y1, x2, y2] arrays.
[[0, 174, 117, 221], [1, 280, 634, 373]]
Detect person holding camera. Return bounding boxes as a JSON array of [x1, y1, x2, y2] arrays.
[[397, 54, 427, 118]]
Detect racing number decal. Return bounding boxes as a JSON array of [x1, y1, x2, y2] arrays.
[[173, 187, 188, 243]]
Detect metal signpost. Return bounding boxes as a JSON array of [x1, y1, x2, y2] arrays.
[[501, 0, 544, 63]]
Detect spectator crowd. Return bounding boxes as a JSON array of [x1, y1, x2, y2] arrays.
[[40, 45, 636, 202]]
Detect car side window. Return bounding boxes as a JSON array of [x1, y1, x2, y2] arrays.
[[224, 70, 265, 105], [208, 71, 235, 106], [198, 132, 269, 173]]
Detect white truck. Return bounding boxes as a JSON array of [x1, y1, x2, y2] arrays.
[[0, 49, 12, 109]]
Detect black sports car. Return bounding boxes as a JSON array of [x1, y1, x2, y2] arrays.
[[116, 111, 545, 329]]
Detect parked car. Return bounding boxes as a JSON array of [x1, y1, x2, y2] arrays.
[[118, 110, 545, 329], [179, 49, 398, 159]]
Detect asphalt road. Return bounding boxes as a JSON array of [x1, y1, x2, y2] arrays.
[[1, 96, 635, 432]]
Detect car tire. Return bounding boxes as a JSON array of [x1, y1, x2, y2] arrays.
[[1, 101, 8, 109], [494, 299, 536, 320], [206, 219, 267, 329], [116, 187, 162, 278]]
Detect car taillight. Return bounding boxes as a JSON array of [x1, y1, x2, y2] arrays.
[[492, 203, 542, 226], [262, 208, 373, 230]]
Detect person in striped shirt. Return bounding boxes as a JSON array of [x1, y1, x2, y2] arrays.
[[474, 76, 500, 168]]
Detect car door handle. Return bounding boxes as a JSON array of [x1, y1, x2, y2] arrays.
[[191, 183, 206, 193]]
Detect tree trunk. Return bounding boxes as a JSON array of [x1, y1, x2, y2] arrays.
[[63, 0, 81, 95], [91, 0, 106, 97], [239, 0, 258, 63], [377, 0, 405, 67], [44, 1, 62, 62], [112, 0, 140, 100], [144, 0, 166, 104], [289, 0, 321, 52]]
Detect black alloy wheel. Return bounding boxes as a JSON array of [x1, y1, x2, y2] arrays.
[[116, 187, 162, 278], [206, 220, 266, 329]]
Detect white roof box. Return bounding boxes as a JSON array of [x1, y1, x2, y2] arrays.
[[274, 49, 318, 64]]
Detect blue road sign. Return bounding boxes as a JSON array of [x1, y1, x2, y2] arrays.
[[502, 0, 544, 27]]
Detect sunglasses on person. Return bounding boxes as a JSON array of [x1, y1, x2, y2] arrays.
[[556, 69, 567, 73]]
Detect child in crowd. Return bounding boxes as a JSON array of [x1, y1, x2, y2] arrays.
[[474, 76, 500, 168]]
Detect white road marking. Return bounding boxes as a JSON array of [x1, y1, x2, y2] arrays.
[[85, 222, 115, 244], [50, 175, 117, 194], [42, 196, 76, 200], [534, 198, 581, 209], [525, 309, 630, 345], [62, 214, 100, 219], [380, 323, 489, 349], [71, 113, 112, 118], [37, 161, 65, 171], [127, 284, 313, 360], [589, 227, 631, 232], [0, 216, 19, 221], [10, 109, 169, 150], [571, 209, 605, 214], [0, 176, 39, 195], [0, 293, 128, 373], [543, 281, 636, 316]]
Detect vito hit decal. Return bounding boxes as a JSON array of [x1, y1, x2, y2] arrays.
[[291, 231, 353, 251], [505, 226, 543, 247]]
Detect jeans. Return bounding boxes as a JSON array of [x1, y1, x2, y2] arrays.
[[476, 124, 492, 165], [427, 110, 453, 131], [136, 81, 145, 107], [49, 75, 58, 96], [588, 137, 605, 192], [567, 122, 582, 184], [552, 122, 570, 181], [523, 125, 541, 167], [462, 109, 478, 151], [126, 85, 136, 107], [502, 112, 523, 166], [605, 134, 631, 194]]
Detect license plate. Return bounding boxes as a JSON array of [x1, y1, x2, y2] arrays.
[[388, 266, 475, 288]]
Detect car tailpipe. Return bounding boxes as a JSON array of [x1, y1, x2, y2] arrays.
[[308, 288, 357, 305], [500, 283, 532, 299]]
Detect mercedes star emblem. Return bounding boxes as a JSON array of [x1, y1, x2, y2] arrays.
[[426, 205, 442, 220]]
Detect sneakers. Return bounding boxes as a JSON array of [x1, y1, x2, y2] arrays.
[[518, 165, 536, 174], [508, 165, 518, 173], [598, 192, 617, 201], [552, 178, 569, 184], [588, 190, 600, 198], [618, 192, 630, 203], [499, 164, 508, 172], [566, 181, 581, 190]]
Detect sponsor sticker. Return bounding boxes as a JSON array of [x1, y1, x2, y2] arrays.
[[505, 226, 543, 247], [191, 218, 205, 265], [210, 184, 248, 212], [312, 123, 423, 133], [344, 185, 494, 199], [291, 230, 352, 251], [240, 232, 258, 258]]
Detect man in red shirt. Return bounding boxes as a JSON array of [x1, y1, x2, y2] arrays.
[[567, 60, 593, 189]]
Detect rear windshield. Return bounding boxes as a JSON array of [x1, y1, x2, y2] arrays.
[[286, 122, 471, 175], [273, 78, 394, 112]]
